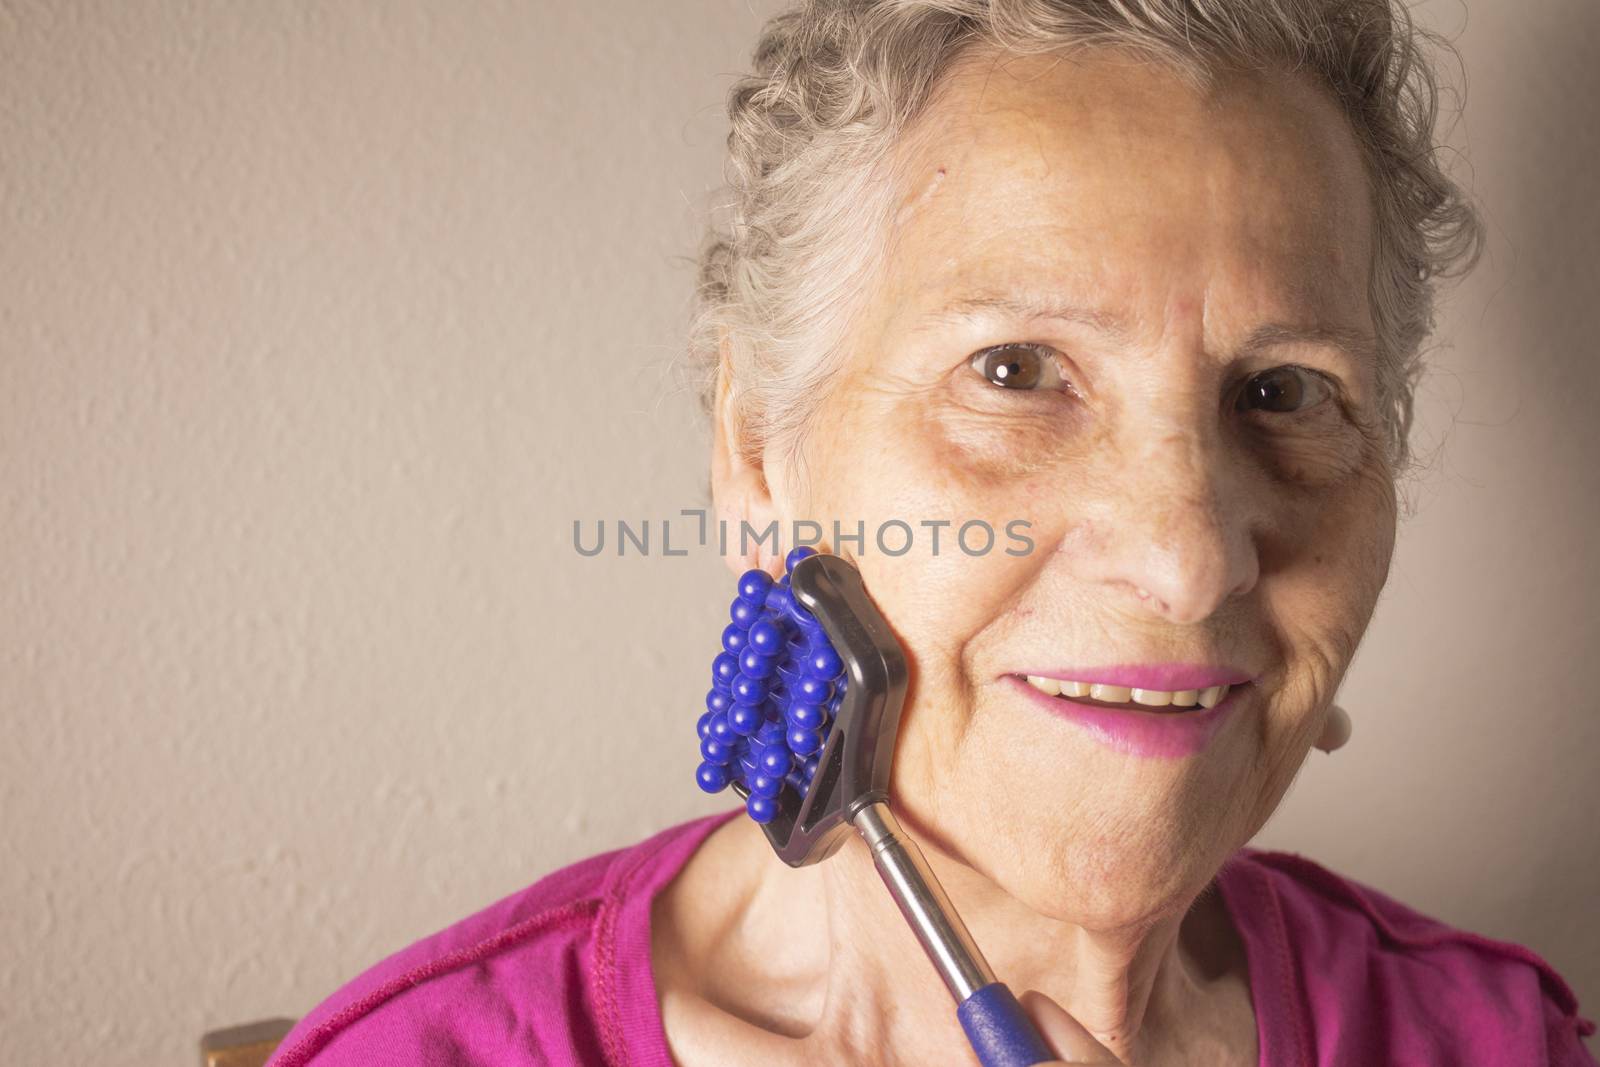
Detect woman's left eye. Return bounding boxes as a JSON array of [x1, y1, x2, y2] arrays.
[[1234, 365, 1333, 415], [967, 343, 1070, 392]]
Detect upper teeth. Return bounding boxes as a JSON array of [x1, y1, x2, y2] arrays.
[[1025, 675, 1231, 708]]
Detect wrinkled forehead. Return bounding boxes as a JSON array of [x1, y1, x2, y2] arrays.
[[879, 48, 1375, 329]]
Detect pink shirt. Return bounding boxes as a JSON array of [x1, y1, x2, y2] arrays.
[[266, 807, 1597, 1066]]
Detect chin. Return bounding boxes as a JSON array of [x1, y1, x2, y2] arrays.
[[1043, 844, 1216, 931], [948, 772, 1240, 930]]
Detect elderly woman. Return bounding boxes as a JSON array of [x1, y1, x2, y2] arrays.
[[266, 1, 1597, 1065]]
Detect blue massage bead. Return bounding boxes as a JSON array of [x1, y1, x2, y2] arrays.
[[712, 652, 739, 687], [785, 769, 807, 792], [708, 713, 734, 742], [721, 623, 747, 655], [696, 761, 730, 793], [765, 585, 793, 617], [784, 545, 817, 573], [729, 702, 762, 736], [758, 744, 792, 776], [737, 569, 773, 604], [738, 748, 758, 776], [802, 755, 819, 782], [730, 597, 759, 628], [746, 793, 777, 824], [786, 702, 824, 729], [750, 772, 783, 799], [806, 645, 843, 679], [731, 673, 766, 705], [796, 675, 831, 703], [747, 618, 783, 655], [697, 710, 713, 739], [706, 688, 731, 714], [787, 724, 823, 757], [701, 735, 734, 764], [825, 692, 843, 716], [756, 721, 784, 749], [739, 647, 776, 679]]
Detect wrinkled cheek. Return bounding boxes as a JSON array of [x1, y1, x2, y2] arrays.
[[1257, 417, 1379, 488], [910, 407, 1103, 552], [796, 406, 1067, 778], [1260, 461, 1397, 746], [931, 403, 1094, 484], [805, 401, 1076, 561]]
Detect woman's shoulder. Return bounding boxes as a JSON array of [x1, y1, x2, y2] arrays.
[[1218, 846, 1597, 1066], [265, 807, 742, 1067]]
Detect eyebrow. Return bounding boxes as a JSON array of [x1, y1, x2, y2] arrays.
[[1237, 322, 1379, 365], [907, 292, 1131, 340], [907, 291, 1378, 365]]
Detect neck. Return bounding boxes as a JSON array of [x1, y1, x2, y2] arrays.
[[736, 810, 1222, 1064]]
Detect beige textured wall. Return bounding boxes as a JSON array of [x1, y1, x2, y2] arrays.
[[2, 1, 1595, 1063]]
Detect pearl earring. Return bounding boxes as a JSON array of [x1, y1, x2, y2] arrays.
[[1314, 702, 1352, 753]]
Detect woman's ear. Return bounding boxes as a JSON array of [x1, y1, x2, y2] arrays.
[[710, 332, 781, 577]]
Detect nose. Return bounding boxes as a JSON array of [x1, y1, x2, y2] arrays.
[[1063, 412, 1262, 626]]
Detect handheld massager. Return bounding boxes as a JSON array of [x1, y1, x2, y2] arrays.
[[694, 547, 1057, 1067]]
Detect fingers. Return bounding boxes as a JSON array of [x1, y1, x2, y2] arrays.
[[1018, 989, 1123, 1065]]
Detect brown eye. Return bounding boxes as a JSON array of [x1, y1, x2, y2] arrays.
[[969, 344, 1065, 391], [1236, 366, 1328, 414]]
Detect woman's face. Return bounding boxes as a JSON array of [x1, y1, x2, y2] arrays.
[[756, 51, 1397, 924]]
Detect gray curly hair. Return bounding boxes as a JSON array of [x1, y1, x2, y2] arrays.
[[687, 0, 1482, 480]]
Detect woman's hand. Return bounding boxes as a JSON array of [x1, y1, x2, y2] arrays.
[[1018, 989, 1123, 1065]]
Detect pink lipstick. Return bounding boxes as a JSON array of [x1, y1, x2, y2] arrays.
[[1012, 664, 1254, 691], [1004, 673, 1249, 758]]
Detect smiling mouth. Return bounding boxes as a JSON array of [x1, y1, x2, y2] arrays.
[[1014, 673, 1241, 713]]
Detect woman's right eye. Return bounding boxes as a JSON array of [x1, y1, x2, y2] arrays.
[[967, 343, 1070, 392]]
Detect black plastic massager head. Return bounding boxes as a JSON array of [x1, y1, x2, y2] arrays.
[[732, 552, 909, 867]]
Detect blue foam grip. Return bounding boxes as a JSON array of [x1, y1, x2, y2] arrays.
[[956, 982, 1056, 1067]]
